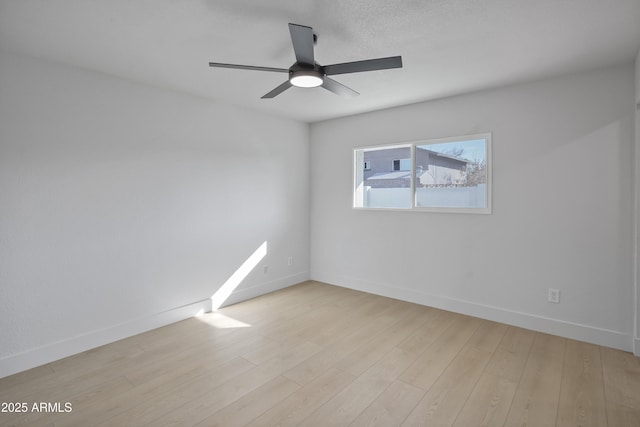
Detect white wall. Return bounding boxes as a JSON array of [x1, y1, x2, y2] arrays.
[[0, 51, 310, 377], [310, 64, 635, 351]]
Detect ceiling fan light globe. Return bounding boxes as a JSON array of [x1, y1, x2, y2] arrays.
[[290, 70, 323, 88]]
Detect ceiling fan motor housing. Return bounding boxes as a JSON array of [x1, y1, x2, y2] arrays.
[[289, 63, 324, 87]]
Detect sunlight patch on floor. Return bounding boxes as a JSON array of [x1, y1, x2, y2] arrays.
[[195, 311, 251, 329]]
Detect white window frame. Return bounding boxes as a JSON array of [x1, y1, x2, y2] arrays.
[[353, 133, 492, 214], [353, 143, 412, 209]]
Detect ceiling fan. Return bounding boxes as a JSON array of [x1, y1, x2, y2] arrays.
[[209, 23, 403, 99]]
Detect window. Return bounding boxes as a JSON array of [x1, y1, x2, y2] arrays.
[[353, 144, 412, 209], [392, 159, 411, 171], [353, 133, 492, 213]]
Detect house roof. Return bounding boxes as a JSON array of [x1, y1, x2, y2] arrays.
[[1, 0, 638, 123], [419, 148, 470, 165], [367, 171, 412, 181]]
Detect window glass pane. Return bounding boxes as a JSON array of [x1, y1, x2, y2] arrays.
[[414, 137, 488, 209], [393, 158, 410, 171], [354, 145, 411, 209]]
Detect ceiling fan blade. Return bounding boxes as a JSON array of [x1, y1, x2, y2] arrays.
[[288, 23, 315, 66], [323, 56, 403, 75], [209, 62, 288, 73], [261, 80, 292, 99], [321, 77, 359, 98]]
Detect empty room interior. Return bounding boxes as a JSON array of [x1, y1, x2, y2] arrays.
[[1, 0, 640, 425]]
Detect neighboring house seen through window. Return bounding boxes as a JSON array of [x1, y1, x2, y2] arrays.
[[353, 133, 491, 213]]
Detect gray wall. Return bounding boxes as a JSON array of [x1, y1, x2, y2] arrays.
[[310, 63, 635, 351], [0, 51, 310, 377]]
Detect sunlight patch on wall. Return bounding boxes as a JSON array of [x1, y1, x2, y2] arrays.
[[210, 241, 267, 310]]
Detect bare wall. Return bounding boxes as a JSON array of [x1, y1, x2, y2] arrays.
[[310, 64, 635, 351], [0, 51, 310, 377]]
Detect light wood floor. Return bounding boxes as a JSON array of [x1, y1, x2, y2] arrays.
[[1, 281, 639, 426]]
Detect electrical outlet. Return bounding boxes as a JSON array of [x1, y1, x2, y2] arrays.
[[263, 265, 268, 274], [287, 256, 293, 266], [548, 288, 560, 303]]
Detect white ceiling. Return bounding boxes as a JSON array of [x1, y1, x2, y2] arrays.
[[1, 0, 639, 123]]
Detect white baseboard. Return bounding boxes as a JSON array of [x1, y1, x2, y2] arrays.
[[0, 271, 311, 379], [0, 271, 311, 380], [2, 269, 629, 379], [634, 337, 640, 357], [312, 273, 632, 353], [0, 298, 213, 379], [220, 271, 310, 308]]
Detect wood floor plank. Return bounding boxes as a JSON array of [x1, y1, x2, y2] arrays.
[[399, 321, 505, 427], [260, 302, 359, 346], [282, 299, 416, 385], [149, 340, 321, 427], [396, 308, 455, 355], [145, 363, 290, 427], [6, 316, 253, 407], [245, 368, 356, 427], [399, 314, 481, 391], [95, 356, 256, 426], [464, 319, 508, 352], [241, 336, 304, 366], [363, 347, 420, 384], [193, 375, 300, 427], [299, 375, 392, 426], [503, 332, 566, 427], [604, 402, 640, 427], [0, 363, 54, 393], [59, 354, 255, 426], [0, 350, 126, 403], [484, 325, 536, 382], [335, 303, 437, 377], [122, 331, 264, 386], [0, 374, 134, 427], [218, 282, 353, 334], [401, 345, 494, 426], [350, 380, 424, 427], [303, 294, 397, 348], [556, 340, 607, 426], [601, 345, 640, 425], [452, 373, 518, 427]]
